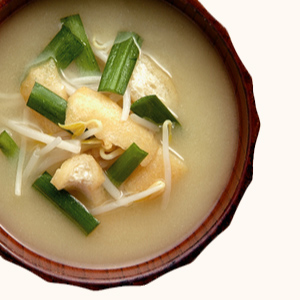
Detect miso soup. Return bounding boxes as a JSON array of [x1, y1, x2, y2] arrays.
[[0, 0, 239, 268]]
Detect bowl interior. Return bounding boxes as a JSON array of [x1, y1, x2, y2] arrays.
[[0, 0, 259, 290]]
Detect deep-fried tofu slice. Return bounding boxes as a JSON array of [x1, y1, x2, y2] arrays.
[[50, 154, 105, 203], [65, 87, 160, 166], [20, 58, 68, 102], [20, 59, 68, 134], [123, 146, 187, 194], [129, 54, 178, 110]]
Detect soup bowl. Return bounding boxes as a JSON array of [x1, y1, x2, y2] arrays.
[[0, 0, 260, 290]]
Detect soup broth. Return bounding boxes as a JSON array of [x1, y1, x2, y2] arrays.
[[0, 0, 239, 268]]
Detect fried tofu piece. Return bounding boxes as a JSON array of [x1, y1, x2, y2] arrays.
[[123, 146, 187, 194], [20, 58, 68, 102], [50, 154, 105, 204], [20, 59, 68, 134], [129, 54, 179, 110], [65, 87, 160, 166]]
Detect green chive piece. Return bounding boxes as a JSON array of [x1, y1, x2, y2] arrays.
[[0, 130, 19, 159], [61, 14, 101, 76], [131, 95, 181, 126], [33, 172, 100, 235], [36, 25, 84, 69], [27, 82, 67, 125], [98, 31, 143, 95], [107, 143, 148, 187]]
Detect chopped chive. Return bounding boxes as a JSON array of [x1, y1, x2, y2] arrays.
[[33, 172, 100, 235], [36, 25, 84, 69], [0, 130, 19, 159], [107, 143, 148, 187], [130, 95, 181, 126], [98, 31, 143, 95], [61, 14, 101, 76], [27, 82, 67, 125]]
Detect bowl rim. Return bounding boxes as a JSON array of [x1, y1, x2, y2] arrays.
[[0, 0, 260, 290]]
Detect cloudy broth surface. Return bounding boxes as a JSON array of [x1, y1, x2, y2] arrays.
[[0, 0, 239, 268]]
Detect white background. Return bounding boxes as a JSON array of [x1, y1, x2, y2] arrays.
[[1, 0, 299, 299]]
